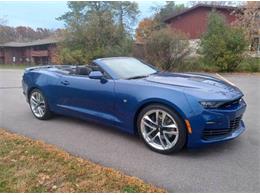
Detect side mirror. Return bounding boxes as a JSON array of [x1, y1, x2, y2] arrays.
[[89, 71, 104, 80]]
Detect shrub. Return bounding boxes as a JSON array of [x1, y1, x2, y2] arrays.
[[58, 47, 88, 65], [174, 57, 219, 72], [237, 57, 260, 72], [200, 11, 248, 72], [144, 27, 189, 71]]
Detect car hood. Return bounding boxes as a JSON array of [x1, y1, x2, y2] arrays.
[[144, 72, 243, 100]]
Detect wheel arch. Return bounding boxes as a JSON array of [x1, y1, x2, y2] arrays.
[[27, 86, 38, 101], [27, 86, 49, 105], [133, 99, 188, 135]]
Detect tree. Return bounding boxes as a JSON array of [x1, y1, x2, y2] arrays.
[[152, 1, 186, 29], [135, 2, 186, 42], [0, 25, 15, 43], [135, 18, 157, 42], [233, 1, 260, 51], [0, 16, 6, 25], [144, 27, 189, 71], [111, 1, 139, 35], [187, 1, 243, 7], [134, 2, 188, 67], [0, 22, 55, 43], [200, 11, 248, 72], [57, 1, 139, 64], [136, 1, 186, 42]]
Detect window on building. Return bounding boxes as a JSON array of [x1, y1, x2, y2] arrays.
[[33, 45, 48, 51]]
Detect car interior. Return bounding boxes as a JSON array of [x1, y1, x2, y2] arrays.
[[54, 64, 106, 77]]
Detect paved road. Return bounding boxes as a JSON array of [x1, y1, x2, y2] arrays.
[[0, 70, 259, 192]]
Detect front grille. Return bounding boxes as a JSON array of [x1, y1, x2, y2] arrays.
[[230, 116, 242, 130], [203, 116, 242, 140], [203, 129, 233, 138]]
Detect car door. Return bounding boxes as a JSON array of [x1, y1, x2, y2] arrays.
[[56, 74, 116, 123]]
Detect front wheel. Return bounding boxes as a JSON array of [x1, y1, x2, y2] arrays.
[[29, 89, 52, 120], [137, 104, 186, 154]]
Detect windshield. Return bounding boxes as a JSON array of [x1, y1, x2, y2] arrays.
[[100, 58, 157, 79]]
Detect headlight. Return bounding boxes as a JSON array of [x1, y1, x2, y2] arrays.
[[199, 101, 224, 109]]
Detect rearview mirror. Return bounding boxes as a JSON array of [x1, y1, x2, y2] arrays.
[[89, 71, 104, 79]]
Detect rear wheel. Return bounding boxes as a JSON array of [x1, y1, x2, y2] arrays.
[[137, 104, 186, 154], [29, 89, 52, 120]]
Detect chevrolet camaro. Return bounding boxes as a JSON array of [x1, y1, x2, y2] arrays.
[[22, 57, 246, 154]]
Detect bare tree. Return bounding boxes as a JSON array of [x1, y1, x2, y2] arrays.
[[0, 25, 56, 43], [233, 1, 260, 51], [0, 23, 16, 44], [187, 1, 244, 7], [0, 15, 7, 25]]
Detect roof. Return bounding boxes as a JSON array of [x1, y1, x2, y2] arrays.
[[164, 4, 237, 23], [0, 37, 60, 48]]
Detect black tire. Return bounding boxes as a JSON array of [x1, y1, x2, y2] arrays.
[[29, 89, 52, 120], [137, 104, 186, 154]]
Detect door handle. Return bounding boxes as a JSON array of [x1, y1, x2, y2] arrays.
[[61, 80, 70, 86]]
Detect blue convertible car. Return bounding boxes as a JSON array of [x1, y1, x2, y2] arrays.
[[22, 57, 246, 154]]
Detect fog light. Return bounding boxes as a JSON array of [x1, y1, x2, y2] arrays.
[[206, 121, 216, 124]]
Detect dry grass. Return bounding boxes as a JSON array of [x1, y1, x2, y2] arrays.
[[0, 128, 166, 192], [0, 64, 29, 69]]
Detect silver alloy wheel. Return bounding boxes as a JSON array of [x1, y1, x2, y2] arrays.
[[30, 91, 46, 118], [140, 109, 179, 151]]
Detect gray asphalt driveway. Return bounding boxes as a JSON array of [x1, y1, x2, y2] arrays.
[[0, 69, 259, 192]]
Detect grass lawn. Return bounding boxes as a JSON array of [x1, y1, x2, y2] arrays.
[[0, 64, 31, 69], [0, 128, 165, 192]]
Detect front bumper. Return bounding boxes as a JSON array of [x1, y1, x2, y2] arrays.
[[186, 100, 246, 148]]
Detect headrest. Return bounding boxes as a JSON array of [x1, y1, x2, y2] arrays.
[[76, 66, 91, 75]]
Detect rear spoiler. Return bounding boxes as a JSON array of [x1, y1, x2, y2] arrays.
[[24, 64, 79, 72], [24, 65, 53, 72]]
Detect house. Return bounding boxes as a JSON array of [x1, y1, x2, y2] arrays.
[[0, 37, 59, 65], [164, 4, 237, 39], [164, 4, 259, 57]]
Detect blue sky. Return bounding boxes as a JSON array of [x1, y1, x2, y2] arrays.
[[0, 1, 175, 29]]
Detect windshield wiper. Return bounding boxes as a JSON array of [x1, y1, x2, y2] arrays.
[[126, 75, 149, 80]]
